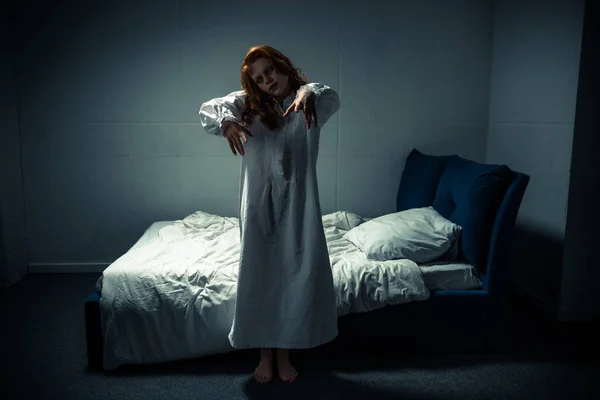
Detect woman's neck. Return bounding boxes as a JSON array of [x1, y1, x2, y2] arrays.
[[274, 84, 293, 105]]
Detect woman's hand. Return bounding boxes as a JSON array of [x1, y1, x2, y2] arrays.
[[283, 90, 318, 129], [221, 120, 253, 156]]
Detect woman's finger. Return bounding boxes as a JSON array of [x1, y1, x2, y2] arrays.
[[224, 127, 237, 155], [227, 138, 237, 156], [227, 130, 243, 156], [283, 104, 294, 117], [235, 138, 245, 156], [306, 105, 316, 129], [240, 125, 254, 137]]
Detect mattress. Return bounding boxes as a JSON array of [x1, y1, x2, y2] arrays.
[[94, 221, 172, 292], [418, 261, 481, 290], [95, 220, 481, 293], [99, 211, 431, 370]]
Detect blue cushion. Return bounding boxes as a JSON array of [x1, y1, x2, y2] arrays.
[[432, 156, 513, 270], [397, 149, 449, 211]]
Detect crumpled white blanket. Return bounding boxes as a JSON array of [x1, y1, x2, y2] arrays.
[[99, 210, 429, 370]]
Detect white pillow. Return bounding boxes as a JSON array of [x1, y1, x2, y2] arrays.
[[343, 206, 461, 263]]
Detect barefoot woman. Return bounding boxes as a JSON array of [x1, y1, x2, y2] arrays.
[[199, 45, 340, 383]]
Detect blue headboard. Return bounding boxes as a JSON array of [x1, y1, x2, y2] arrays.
[[482, 172, 529, 297], [396, 149, 530, 299]]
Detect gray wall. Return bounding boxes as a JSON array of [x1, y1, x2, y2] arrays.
[[486, 0, 585, 317], [13, 0, 494, 271], [0, 3, 27, 288], [560, 0, 599, 321]]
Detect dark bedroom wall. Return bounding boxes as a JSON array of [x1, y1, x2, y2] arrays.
[[486, 0, 586, 318], [0, 2, 28, 288], [12, 0, 494, 274]]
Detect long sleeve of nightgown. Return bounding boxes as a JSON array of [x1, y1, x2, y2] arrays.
[[199, 90, 247, 136], [297, 83, 340, 127]]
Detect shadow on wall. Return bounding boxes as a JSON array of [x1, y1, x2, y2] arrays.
[[0, 201, 7, 288], [508, 222, 564, 318]]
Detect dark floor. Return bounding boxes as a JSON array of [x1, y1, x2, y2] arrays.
[[0, 273, 598, 400]]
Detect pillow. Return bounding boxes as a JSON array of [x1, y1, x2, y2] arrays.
[[396, 149, 449, 212], [343, 206, 461, 263]]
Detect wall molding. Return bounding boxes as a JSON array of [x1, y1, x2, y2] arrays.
[[28, 263, 109, 273]]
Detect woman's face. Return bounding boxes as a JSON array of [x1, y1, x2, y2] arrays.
[[248, 57, 290, 100]]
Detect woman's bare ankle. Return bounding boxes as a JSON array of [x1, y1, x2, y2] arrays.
[[260, 348, 273, 361], [276, 348, 290, 358]]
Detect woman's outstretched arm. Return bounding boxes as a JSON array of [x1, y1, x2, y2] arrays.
[[296, 83, 340, 127], [199, 91, 247, 136]]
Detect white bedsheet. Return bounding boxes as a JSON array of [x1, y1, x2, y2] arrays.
[[419, 261, 482, 291], [99, 211, 429, 370]]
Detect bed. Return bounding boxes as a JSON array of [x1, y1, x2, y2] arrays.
[[97, 219, 482, 295], [85, 149, 529, 371]]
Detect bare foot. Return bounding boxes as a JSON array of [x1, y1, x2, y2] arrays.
[[253, 348, 273, 384], [276, 348, 298, 383]]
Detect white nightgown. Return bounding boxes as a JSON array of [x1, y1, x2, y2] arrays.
[[199, 83, 340, 349]]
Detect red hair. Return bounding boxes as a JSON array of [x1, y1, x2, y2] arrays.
[[240, 45, 307, 130]]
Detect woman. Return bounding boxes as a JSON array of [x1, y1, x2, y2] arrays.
[[199, 45, 340, 384]]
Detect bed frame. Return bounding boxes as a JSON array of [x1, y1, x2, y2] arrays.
[[85, 151, 529, 370], [333, 151, 530, 353]]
